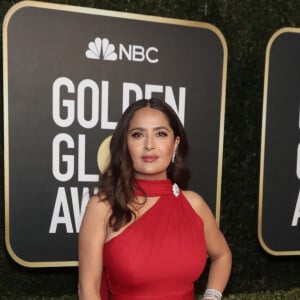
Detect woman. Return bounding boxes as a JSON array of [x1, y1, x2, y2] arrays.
[[78, 98, 231, 300]]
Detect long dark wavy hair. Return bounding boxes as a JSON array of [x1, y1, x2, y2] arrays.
[[99, 98, 190, 231]]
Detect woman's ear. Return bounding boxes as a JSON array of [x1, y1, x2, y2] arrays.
[[174, 136, 180, 152]]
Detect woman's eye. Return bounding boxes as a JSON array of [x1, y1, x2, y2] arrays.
[[131, 131, 143, 138], [157, 131, 168, 137]]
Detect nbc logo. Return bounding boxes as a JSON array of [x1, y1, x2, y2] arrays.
[[85, 37, 159, 63]]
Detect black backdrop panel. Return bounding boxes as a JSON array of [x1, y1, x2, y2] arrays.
[[259, 28, 300, 255], [3, 1, 227, 266]]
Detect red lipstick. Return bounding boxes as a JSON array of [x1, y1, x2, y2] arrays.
[[141, 155, 158, 162]]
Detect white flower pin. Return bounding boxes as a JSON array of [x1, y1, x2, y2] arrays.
[[172, 183, 180, 197]]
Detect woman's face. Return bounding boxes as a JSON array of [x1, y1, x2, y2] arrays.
[[127, 107, 180, 180]]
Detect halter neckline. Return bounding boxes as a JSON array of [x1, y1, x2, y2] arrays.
[[134, 179, 180, 197]]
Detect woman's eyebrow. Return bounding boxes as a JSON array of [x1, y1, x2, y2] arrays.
[[128, 127, 145, 133], [128, 126, 170, 132], [153, 126, 170, 131]]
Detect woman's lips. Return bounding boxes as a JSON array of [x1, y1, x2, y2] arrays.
[[141, 155, 158, 162]]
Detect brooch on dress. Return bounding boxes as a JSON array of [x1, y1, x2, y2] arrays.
[[172, 183, 180, 197]]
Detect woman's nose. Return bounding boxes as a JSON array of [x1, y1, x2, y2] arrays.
[[145, 136, 154, 151]]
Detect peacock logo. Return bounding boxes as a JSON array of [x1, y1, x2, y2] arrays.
[[85, 37, 117, 61]]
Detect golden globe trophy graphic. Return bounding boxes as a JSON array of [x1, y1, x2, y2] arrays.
[[97, 135, 112, 173]]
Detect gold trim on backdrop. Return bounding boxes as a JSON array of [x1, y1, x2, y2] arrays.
[[3, 0, 227, 267], [216, 29, 228, 227], [258, 27, 300, 256], [3, 0, 227, 41]]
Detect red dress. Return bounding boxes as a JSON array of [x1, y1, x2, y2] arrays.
[[101, 179, 206, 300]]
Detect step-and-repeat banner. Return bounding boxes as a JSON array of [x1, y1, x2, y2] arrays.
[[3, 1, 227, 266], [259, 28, 300, 255]]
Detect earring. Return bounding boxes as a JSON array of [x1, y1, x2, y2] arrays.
[[172, 152, 176, 163]]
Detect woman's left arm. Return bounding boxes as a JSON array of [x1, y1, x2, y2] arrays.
[[184, 191, 232, 295]]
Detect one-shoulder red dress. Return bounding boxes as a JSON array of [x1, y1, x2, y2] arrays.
[[100, 179, 207, 300]]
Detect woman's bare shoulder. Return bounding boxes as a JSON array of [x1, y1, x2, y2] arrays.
[[182, 190, 206, 206], [182, 190, 211, 217], [83, 194, 111, 223]]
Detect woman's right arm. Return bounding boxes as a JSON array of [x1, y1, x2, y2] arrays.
[[78, 195, 110, 300]]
